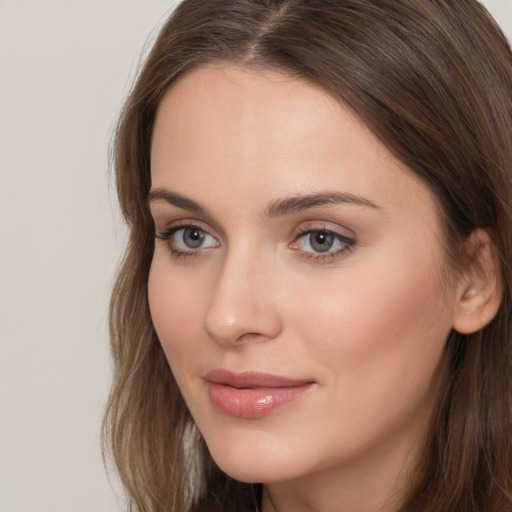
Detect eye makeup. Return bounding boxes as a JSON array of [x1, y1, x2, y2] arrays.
[[155, 222, 219, 259], [154, 219, 356, 264], [291, 225, 356, 263]]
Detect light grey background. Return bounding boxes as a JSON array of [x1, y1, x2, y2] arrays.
[[0, 1, 510, 510]]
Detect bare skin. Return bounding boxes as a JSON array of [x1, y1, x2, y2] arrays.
[[148, 64, 495, 512]]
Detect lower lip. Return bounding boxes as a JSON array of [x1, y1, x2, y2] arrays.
[[206, 382, 314, 418]]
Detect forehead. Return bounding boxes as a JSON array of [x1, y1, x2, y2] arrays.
[[150, 64, 436, 222], [151, 64, 353, 171]]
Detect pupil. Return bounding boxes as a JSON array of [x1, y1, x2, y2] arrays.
[[311, 231, 333, 253], [184, 228, 205, 248]]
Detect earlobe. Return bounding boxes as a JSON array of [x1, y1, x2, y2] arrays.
[[452, 229, 503, 335]]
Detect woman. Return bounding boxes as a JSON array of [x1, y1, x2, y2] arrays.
[[103, 1, 512, 510]]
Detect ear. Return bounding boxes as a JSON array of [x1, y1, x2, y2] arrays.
[[452, 229, 503, 335]]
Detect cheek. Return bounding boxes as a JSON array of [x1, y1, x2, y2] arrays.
[[288, 248, 452, 412], [148, 256, 209, 372]]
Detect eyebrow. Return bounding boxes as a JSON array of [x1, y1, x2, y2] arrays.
[[266, 191, 380, 217], [147, 189, 208, 215], [147, 188, 380, 217]]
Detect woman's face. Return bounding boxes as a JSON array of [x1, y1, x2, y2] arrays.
[[148, 65, 461, 488]]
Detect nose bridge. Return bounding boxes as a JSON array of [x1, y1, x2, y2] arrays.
[[204, 242, 281, 346]]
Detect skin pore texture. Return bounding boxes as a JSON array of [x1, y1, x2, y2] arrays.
[[148, 65, 470, 512]]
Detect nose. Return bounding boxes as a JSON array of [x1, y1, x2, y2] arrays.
[[203, 248, 283, 346]]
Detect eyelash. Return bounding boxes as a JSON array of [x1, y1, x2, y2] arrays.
[[291, 226, 356, 263], [155, 223, 217, 259], [154, 223, 356, 262]]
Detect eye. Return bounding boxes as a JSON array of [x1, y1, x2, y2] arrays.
[[155, 224, 219, 257], [292, 227, 356, 260], [176, 227, 212, 249], [301, 231, 337, 253]]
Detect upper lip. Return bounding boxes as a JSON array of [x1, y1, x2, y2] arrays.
[[204, 369, 314, 389]]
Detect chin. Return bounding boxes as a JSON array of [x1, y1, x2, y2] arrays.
[[203, 429, 311, 484], [212, 455, 301, 484]]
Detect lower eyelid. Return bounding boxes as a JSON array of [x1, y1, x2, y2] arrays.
[[155, 223, 213, 239], [155, 225, 220, 260], [156, 224, 354, 260], [291, 229, 356, 259]]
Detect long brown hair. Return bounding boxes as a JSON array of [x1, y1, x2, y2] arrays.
[[102, 1, 512, 510]]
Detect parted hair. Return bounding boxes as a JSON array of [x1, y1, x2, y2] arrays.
[[103, 1, 512, 510]]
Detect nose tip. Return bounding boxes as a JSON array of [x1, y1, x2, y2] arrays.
[[204, 316, 275, 346], [204, 298, 282, 347], [203, 261, 282, 347]]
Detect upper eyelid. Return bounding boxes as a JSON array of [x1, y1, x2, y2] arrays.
[[293, 227, 356, 245], [156, 219, 216, 234], [155, 219, 356, 243], [292, 220, 355, 238], [154, 222, 218, 243], [152, 213, 227, 241], [156, 224, 219, 255], [295, 227, 354, 240], [295, 231, 355, 245]]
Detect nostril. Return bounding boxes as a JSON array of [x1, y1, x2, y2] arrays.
[[235, 332, 268, 344]]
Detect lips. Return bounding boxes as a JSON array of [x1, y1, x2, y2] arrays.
[[204, 369, 315, 418]]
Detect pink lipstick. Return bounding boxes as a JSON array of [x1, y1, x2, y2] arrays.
[[204, 369, 315, 418]]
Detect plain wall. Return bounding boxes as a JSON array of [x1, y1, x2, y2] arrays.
[[0, 1, 510, 510]]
